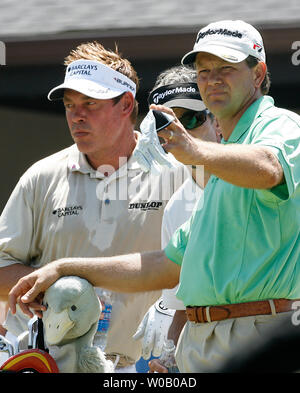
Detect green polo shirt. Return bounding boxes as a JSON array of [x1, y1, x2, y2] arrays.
[[165, 96, 300, 307]]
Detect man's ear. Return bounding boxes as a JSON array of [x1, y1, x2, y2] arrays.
[[121, 92, 135, 117], [253, 61, 267, 89]]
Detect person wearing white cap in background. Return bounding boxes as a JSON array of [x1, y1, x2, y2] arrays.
[[0, 41, 187, 372], [8, 21, 300, 373], [134, 65, 221, 373]]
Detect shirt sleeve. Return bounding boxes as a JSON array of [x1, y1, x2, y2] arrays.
[[0, 172, 35, 268], [161, 207, 175, 250], [164, 215, 192, 266], [251, 114, 300, 199]]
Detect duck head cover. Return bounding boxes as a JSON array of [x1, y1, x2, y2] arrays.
[[42, 276, 114, 373]]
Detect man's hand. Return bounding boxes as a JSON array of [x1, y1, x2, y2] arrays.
[[150, 104, 201, 166], [8, 262, 61, 318], [148, 358, 168, 373], [148, 338, 177, 373], [133, 299, 175, 359]]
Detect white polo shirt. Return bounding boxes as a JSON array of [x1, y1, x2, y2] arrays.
[[1, 141, 187, 365], [161, 178, 203, 310]]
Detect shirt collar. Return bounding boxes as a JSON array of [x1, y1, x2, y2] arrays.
[[67, 144, 103, 178], [67, 140, 141, 179], [223, 96, 274, 144]]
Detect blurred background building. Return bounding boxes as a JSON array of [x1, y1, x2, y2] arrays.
[[0, 0, 300, 210]]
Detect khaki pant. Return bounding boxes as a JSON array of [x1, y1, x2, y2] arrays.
[[175, 311, 292, 373]]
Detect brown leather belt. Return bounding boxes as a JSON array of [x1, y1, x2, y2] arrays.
[[186, 299, 296, 323]]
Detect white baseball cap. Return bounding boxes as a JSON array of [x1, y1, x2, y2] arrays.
[[181, 20, 266, 65], [48, 59, 136, 101]]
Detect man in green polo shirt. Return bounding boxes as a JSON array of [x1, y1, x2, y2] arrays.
[[165, 94, 300, 307], [9, 20, 300, 373]]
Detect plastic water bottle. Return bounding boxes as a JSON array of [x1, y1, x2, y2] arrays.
[[95, 289, 113, 351], [161, 339, 179, 373]]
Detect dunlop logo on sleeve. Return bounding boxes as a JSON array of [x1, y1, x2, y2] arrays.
[[128, 201, 163, 211]]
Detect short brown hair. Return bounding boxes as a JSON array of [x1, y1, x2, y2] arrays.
[[245, 55, 271, 95], [64, 41, 139, 124]]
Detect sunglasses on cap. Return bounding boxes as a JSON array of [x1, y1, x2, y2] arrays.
[[179, 109, 209, 130]]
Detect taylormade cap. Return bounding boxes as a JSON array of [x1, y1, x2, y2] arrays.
[[181, 20, 266, 65], [48, 59, 136, 101], [148, 82, 206, 111]]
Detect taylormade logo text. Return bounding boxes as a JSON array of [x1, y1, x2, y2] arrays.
[[152, 86, 197, 104], [196, 28, 243, 43]]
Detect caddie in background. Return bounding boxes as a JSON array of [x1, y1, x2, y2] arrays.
[[9, 20, 300, 373], [0, 41, 187, 372], [134, 64, 221, 373]]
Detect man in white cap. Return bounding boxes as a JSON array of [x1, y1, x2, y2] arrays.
[[9, 21, 300, 372], [0, 41, 187, 372]]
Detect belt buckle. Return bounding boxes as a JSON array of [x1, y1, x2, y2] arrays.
[[186, 306, 209, 323]]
